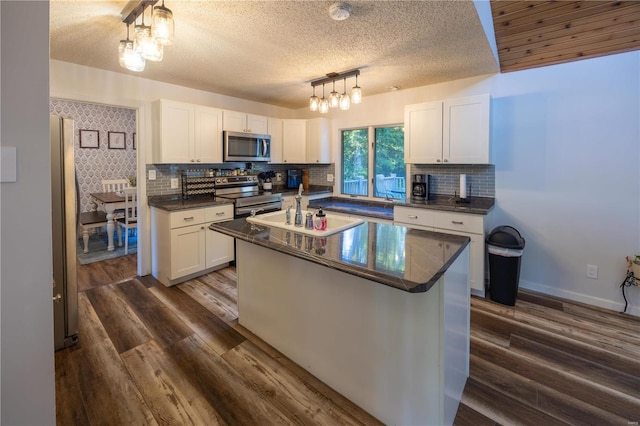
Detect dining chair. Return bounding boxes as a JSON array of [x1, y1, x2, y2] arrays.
[[101, 178, 129, 193], [116, 187, 137, 255]]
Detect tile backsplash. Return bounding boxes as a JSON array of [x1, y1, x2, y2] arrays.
[[410, 164, 495, 198], [146, 163, 335, 197]]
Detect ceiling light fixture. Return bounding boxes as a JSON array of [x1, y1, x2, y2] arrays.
[[119, 0, 174, 72], [310, 70, 361, 112]]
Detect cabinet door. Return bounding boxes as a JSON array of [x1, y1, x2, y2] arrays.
[[439, 228, 483, 293], [205, 229, 235, 269], [194, 106, 223, 163], [170, 224, 206, 279], [444, 94, 490, 164], [404, 101, 443, 164], [306, 118, 331, 163], [282, 119, 307, 163], [154, 100, 193, 163], [247, 114, 268, 134], [268, 117, 283, 163], [222, 110, 247, 132]]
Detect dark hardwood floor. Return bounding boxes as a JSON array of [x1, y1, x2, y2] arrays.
[[58, 255, 640, 425]]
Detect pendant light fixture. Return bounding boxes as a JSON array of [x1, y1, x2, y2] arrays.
[[309, 86, 319, 112], [339, 78, 351, 110], [319, 84, 329, 114], [309, 69, 361, 112], [119, 0, 174, 72], [351, 74, 362, 104], [329, 81, 340, 108]]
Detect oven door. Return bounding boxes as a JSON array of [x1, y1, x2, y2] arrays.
[[235, 200, 282, 218]]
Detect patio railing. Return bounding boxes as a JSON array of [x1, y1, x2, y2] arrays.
[[343, 175, 405, 199]]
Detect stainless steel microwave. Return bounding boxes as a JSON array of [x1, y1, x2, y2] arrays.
[[223, 131, 271, 162]]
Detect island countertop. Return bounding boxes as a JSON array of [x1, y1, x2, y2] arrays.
[[210, 217, 469, 293]]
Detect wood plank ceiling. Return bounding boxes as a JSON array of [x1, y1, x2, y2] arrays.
[[491, 1, 640, 72]]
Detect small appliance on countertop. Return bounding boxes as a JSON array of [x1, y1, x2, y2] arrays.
[[287, 169, 302, 189], [411, 174, 429, 200]]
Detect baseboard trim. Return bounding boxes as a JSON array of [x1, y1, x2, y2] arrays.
[[518, 279, 640, 318]]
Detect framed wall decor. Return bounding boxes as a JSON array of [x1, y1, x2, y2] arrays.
[[133, 132, 136, 150], [79, 129, 99, 148], [108, 131, 126, 149]]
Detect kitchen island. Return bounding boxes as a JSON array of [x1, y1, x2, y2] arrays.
[[210, 218, 471, 425]]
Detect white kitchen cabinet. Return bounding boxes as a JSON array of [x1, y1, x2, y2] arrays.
[[268, 117, 283, 163], [282, 119, 306, 163], [306, 117, 331, 163], [404, 94, 490, 164], [223, 110, 268, 134], [152, 99, 223, 164], [394, 206, 488, 295], [151, 204, 234, 286]]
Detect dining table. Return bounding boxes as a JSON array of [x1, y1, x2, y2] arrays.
[[90, 191, 126, 251]]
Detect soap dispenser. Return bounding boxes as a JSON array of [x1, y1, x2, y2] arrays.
[[314, 208, 327, 231]]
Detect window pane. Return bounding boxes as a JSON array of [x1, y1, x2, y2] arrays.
[[374, 126, 405, 199], [341, 129, 369, 196]]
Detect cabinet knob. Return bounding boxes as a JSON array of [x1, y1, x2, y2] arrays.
[[444, 159, 448, 163], [196, 159, 201, 162], [437, 159, 441, 163], [190, 159, 195, 162], [201, 226, 205, 230]]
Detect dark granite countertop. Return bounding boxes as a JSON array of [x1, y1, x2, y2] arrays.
[[148, 195, 234, 212], [210, 218, 469, 294], [308, 195, 494, 220], [272, 185, 333, 196]]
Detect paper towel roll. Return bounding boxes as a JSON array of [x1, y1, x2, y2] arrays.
[[459, 174, 467, 199]]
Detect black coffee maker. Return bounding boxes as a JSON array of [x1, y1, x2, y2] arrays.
[[411, 174, 429, 199]]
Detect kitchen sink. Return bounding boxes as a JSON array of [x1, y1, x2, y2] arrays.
[[246, 209, 364, 237]]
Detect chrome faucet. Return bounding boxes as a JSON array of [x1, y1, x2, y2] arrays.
[[294, 183, 304, 227], [285, 205, 292, 225], [250, 208, 263, 218]]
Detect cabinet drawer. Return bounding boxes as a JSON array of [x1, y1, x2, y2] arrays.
[[205, 204, 233, 222], [431, 210, 483, 234], [170, 209, 205, 229], [394, 206, 434, 228]]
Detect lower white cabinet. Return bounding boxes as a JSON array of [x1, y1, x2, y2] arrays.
[[152, 204, 234, 286], [394, 206, 488, 295]]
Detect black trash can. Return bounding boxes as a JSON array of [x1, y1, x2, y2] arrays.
[[487, 226, 525, 306]]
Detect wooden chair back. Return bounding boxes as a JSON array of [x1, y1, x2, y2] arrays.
[[102, 179, 129, 193]]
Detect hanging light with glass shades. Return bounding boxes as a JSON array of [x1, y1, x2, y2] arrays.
[[309, 70, 361, 112], [118, 0, 174, 72]]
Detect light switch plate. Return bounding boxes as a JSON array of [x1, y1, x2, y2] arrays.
[[170, 178, 179, 189], [148, 170, 156, 180], [327, 173, 334, 182]]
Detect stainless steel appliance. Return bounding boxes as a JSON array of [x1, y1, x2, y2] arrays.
[[287, 169, 302, 189], [411, 174, 429, 199], [51, 116, 79, 350], [215, 175, 282, 217], [223, 131, 271, 162]]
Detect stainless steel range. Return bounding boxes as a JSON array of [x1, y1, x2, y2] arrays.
[[215, 175, 282, 218]]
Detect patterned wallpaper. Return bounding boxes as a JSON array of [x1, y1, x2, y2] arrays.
[[50, 100, 137, 212]]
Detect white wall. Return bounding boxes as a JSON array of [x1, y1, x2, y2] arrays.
[[1, 1, 56, 424]]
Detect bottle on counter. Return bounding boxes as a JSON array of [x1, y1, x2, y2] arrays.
[[314, 208, 327, 231]]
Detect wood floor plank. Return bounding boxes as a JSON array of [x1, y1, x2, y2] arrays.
[[55, 349, 90, 425], [148, 283, 246, 355], [75, 291, 110, 350], [196, 271, 238, 304], [76, 261, 113, 293], [121, 339, 226, 426], [231, 323, 381, 426], [178, 278, 238, 323], [137, 273, 160, 289], [469, 354, 539, 406], [222, 340, 379, 426], [562, 302, 640, 334], [85, 283, 153, 353], [517, 290, 565, 310], [470, 336, 640, 420], [113, 278, 193, 349], [166, 334, 294, 425], [71, 338, 157, 425], [100, 254, 138, 284], [453, 403, 498, 426]]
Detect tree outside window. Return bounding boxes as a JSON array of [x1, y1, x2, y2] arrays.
[[341, 126, 405, 199]]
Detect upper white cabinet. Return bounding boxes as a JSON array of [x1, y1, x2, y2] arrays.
[[405, 94, 490, 164], [306, 117, 331, 163], [152, 99, 223, 164], [268, 117, 283, 163], [223, 110, 268, 134], [282, 119, 307, 163]]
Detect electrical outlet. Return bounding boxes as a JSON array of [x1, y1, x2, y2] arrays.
[[327, 173, 334, 182], [276, 172, 282, 182], [170, 178, 179, 189], [148, 170, 156, 180], [586, 264, 598, 279]]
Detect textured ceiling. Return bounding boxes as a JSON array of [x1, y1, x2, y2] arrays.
[[50, 1, 500, 109]]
